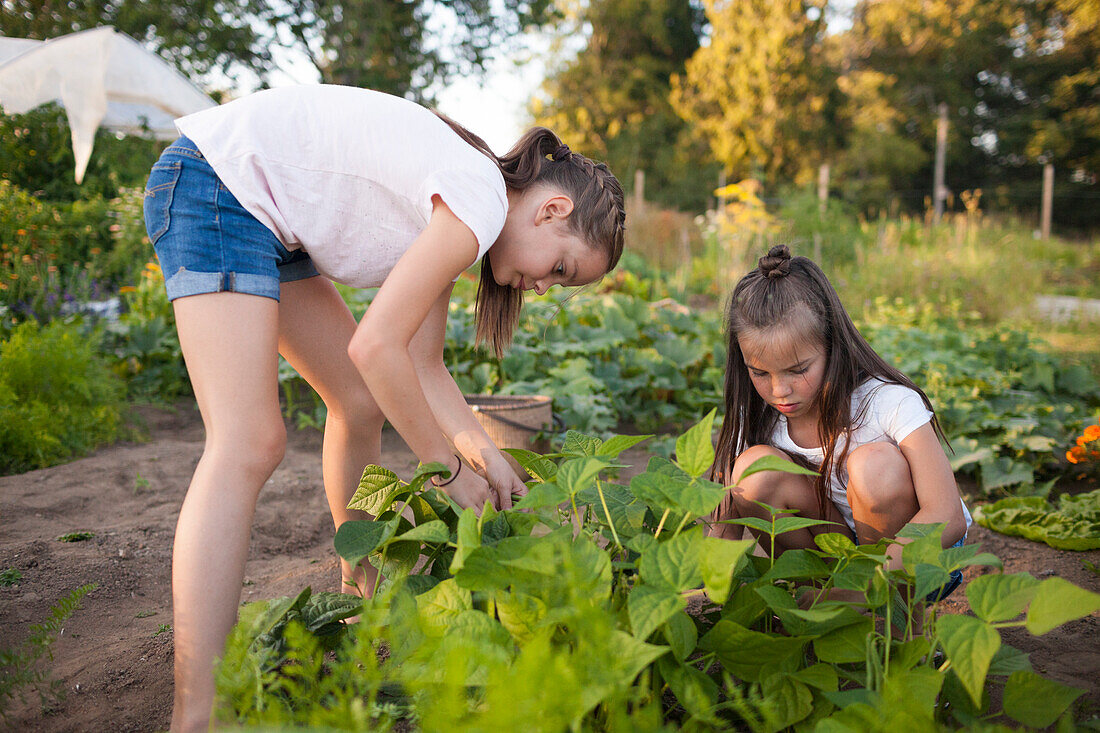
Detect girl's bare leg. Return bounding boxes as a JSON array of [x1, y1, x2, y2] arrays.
[[712, 445, 844, 552], [169, 292, 282, 733], [845, 442, 919, 544], [277, 277, 385, 596]]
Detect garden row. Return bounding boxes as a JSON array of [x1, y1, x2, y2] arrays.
[[213, 419, 1100, 730]]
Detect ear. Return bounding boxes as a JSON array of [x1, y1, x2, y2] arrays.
[[534, 194, 574, 224]]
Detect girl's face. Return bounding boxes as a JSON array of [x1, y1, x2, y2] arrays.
[[489, 188, 608, 295], [738, 328, 827, 424]]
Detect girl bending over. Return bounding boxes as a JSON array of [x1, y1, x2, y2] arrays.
[[142, 85, 625, 732]]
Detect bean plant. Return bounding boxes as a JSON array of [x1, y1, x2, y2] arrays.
[[215, 413, 1100, 730]]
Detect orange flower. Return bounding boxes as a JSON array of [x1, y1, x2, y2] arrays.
[[1083, 424, 1100, 442], [119, 285, 137, 293], [16, 228, 26, 236], [90, 247, 102, 255], [1067, 447, 1083, 464]]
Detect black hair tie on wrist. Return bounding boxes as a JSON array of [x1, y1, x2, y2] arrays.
[[431, 454, 462, 487]]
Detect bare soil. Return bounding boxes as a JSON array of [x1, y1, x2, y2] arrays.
[[1, 402, 1098, 732]]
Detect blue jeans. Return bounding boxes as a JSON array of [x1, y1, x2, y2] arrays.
[[143, 136, 318, 302], [925, 536, 966, 603]]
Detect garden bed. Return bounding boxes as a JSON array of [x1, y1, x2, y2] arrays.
[[0, 402, 1097, 731]]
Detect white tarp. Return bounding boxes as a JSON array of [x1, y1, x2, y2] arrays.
[[0, 27, 216, 182]]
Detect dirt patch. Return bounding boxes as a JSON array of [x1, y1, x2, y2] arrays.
[[1, 403, 1097, 731]]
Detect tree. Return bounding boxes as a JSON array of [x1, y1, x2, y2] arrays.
[[840, 0, 1099, 219], [532, 0, 717, 210], [0, 0, 274, 83], [273, 0, 558, 100], [670, 0, 840, 186]]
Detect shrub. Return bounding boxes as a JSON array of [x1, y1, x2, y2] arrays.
[[0, 320, 127, 474]]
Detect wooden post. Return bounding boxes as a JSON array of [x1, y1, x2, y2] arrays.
[[817, 163, 829, 214], [633, 169, 645, 216], [933, 102, 948, 224], [1041, 163, 1054, 240], [717, 170, 728, 212]]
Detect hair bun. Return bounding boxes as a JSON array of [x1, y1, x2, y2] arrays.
[[759, 245, 791, 279]]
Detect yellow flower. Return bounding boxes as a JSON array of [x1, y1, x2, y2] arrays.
[[119, 285, 137, 293], [90, 247, 102, 255], [16, 228, 26, 236]]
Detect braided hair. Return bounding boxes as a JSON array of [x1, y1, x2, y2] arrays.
[[434, 113, 626, 355]]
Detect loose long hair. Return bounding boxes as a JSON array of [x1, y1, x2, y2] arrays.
[[711, 245, 947, 514], [435, 113, 626, 356]]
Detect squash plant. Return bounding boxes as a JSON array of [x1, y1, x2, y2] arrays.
[[215, 412, 1100, 731]]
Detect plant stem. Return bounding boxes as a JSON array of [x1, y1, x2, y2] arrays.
[[670, 511, 693, 539], [654, 508, 671, 538], [595, 479, 621, 550]]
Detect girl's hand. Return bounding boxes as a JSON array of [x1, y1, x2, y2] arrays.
[[483, 455, 528, 511], [441, 466, 497, 513]]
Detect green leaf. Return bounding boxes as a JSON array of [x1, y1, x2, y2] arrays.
[[675, 408, 716, 478], [700, 537, 754, 604], [347, 464, 406, 515], [513, 481, 568, 511], [503, 448, 557, 482], [721, 584, 767, 628], [628, 584, 686, 641], [789, 663, 838, 692], [662, 610, 697, 662], [415, 578, 472, 636], [333, 518, 398, 567], [562, 430, 602, 456], [814, 532, 856, 556], [966, 573, 1039, 623], [760, 548, 831, 582], [394, 519, 450, 545], [738, 454, 818, 482], [298, 591, 362, 633], [637, 529, 705, 591], [760, 673, 814, 731], [937, 614, 1000, 707], [557, 456, 613, 496], [449, 509, 481, 574], [771, 516, 838, 536], [656, 656, 718, 720], [698, 620, 809, 683], [492, 590, 547, 644], [1003, 671, 1085, 728], [813, 618, 873, 664], [988, 644, 1033, 676], [596, 434, 653, 458], [1025, 577, 1100, 635]]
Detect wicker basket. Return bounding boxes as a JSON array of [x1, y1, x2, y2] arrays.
[[465, 394, 553, 452]]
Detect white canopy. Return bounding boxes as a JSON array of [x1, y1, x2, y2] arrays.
[[0, 27, 216, 182]]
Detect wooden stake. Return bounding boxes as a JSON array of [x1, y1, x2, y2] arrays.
[[633, 169, 645, 216], [817, 163, 829, 214], [1041, 163, 1054, 240], [933, 102, 948, 224]]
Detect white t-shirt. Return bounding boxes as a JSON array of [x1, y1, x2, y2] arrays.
[[175, 85, 508, 288], [770, 378, 973, 534]]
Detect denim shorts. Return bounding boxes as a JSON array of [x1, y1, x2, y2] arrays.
[[925, 536, 966, 603], [142, 136, 318, 302]]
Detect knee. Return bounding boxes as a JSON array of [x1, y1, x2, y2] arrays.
[[211, 422, 286, 482], [729, 445, 790, 500], [324, 388, 385, 436], [845, 443, 913, 510]]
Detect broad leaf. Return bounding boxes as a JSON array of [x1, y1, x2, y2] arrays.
[[347, 464, 406, 515], [698, 620, 809, 682], [395, 519, 450, 545], [334, 518, 398, 567], [1003, 671, 1084, 728], [656, 656, 719, 720], [415, 578, 472, 636], [937, 614, 1000, 707], [662, 610, 697, 662], [627, 584, 685, 641], [1025, 577, 1100, 635], [557, 456, 613, 496], [813, 618, 873, 664], [596, 434, 653, 458], [637, 529, 705, 591], [674, 408, 716, 478], [449, 509, 481, 574], [738, 454, 818, 482], [700, 537, 754, 604], [513, 481, 568, 511], [966, 573, 1039, 623]]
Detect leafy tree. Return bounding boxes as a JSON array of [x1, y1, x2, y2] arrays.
[[533, 0, 717, 210], [670, 0, 840, 186], [840, 0, 1099, 221], [270, 0, 558, 100], [0, 0, 274, 82]]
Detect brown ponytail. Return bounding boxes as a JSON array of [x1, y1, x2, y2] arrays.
[[434, 113, 626, 357]]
